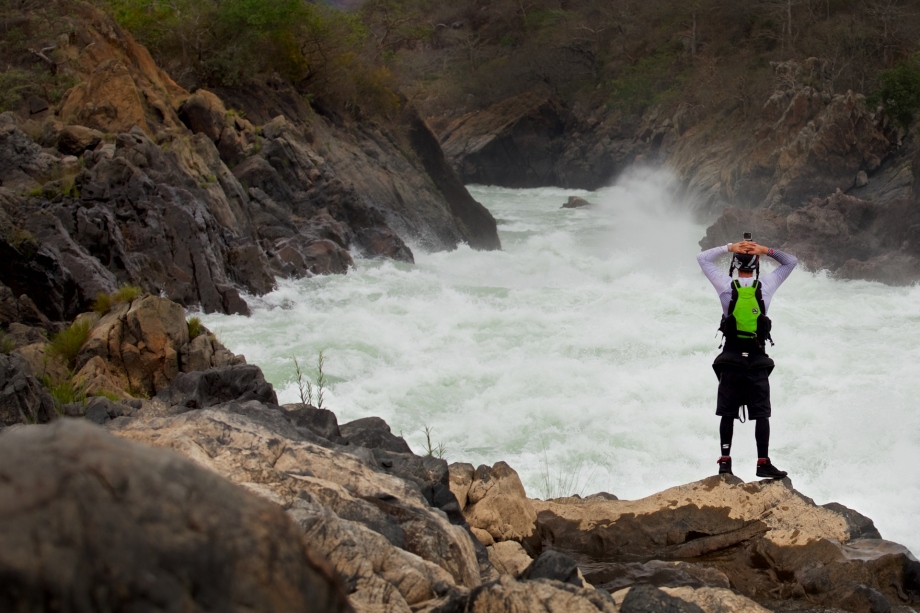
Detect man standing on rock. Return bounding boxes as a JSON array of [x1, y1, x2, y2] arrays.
[[697, 239, 797, 479]]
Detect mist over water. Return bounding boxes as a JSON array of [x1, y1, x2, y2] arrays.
[[202, 168, 920, 556]]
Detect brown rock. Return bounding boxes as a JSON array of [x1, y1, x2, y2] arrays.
[[533, 476, 920, 612], [660, 587, 772, 613], [77, 295, 188, 396], [465, 462, 539, 550], [467, 574, 617, 613], [450, 461, 476, 509], [110, 404, 482, 608], [563, 196, 594, 209], [59, 60, 149, 135], [0, 419, 352, 612], [16, 342, 69, 384], [179, 89, 228, 142], [57, 125, 103, 156], [488, 541, 534, 577]]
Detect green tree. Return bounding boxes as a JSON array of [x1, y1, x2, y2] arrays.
[[871, 53, 920, 129]]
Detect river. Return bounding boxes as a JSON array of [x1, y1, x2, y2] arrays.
[[201, 168, 920, 556]]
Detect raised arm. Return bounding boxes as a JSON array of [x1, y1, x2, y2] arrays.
[[697, 244, 732, 294], [758, 247, 798, 295]]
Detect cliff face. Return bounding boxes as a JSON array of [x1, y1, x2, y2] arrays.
[[0, 1, 499, 320], [435, 59, 920, 284]]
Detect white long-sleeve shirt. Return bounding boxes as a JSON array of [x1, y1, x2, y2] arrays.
[[697, 245, 798, 317]]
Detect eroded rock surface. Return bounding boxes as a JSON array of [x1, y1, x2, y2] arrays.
[[535, 475, 920, 612], [0, 419, 352, 612]]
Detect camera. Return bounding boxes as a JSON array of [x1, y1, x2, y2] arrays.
[[743, 232, 753, 241]]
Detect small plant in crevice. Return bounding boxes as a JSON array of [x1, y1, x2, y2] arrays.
[[41, 374, 88, 411], [293, 355, 314, 406], [48, 322, 90, 370], [92, 284, 145, 315], [111, 284, 143, 303], [537, 438, 601, 501], [92, 291, 112, 315], [315, 350, 327, 409], [291, 350, 329, 408], [187, 316, 205, 340], [0, 330, 14, 354], [422, 425, 447, 459]]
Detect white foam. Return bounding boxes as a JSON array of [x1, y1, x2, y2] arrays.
[[202, 168, 919, 556]]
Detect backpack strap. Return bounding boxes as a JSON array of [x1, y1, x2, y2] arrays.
[[753, 281, 775, 346], [726, 280, 740, 316]]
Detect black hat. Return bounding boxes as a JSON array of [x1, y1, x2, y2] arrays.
[[731, 253, 759, 272]]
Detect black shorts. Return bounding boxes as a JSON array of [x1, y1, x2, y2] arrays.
[[716, 369, 772, 420]]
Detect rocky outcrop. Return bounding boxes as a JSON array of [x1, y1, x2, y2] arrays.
[[1, 2, 499, 320], [534, 475, 920, 612], [72, 294, 244, 397], [0, 352, 57, 427], [450, 461, 540, 553], [0, 419, 352, 612], [700, 189, 920, 284], [440, 92, 640, 190]]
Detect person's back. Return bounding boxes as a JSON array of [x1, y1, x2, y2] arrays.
[[697, 239, 797, 479]]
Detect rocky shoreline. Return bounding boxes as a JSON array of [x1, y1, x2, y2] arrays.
[[2, 293, 918, 612], [0, 3, 498, 322]]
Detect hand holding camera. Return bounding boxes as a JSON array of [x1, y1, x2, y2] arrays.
[[729, 232, 769, 255]]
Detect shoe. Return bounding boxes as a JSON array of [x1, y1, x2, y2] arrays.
[[717, 456, 733, 475], [756, 458, 788, 479]]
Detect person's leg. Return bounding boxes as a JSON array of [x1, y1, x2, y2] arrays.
[[720, 416, 734, 457], [754, 418, 769, 458], [716, 372, 739, 475]]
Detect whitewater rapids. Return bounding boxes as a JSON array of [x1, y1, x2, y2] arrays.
[[202, 168, 920, 556]]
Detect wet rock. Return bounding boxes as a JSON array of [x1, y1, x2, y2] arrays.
[[340, 415, 413, 454], [157, 364, 277, 410], [0, 419, 351, 612], [0, 353, 57, 427], [563, 196, 594, 208]]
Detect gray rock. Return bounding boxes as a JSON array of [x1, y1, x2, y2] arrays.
[[0, 419, 352, 612], [520, 550, 584, 587], [283, 404, 343, 442], [157, 364, 278, 410], [0, 353, 56, 427], [340, 415, 413, 453], [563, 196, 595, 208], [620, 584, 705, 613], [585, 560, 731, 593]]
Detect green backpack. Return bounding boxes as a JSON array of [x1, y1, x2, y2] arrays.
[[718, 280, 773, 346]]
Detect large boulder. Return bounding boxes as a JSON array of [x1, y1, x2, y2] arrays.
[[0, 419, 351, 612], [157, 364, 277, 410], [461, 461, 540, 552], [533, 476, 920, 612], [340, 415, 413, 453], [700, 190, 920, 284], [75, 295, 245, 397], [109, 402, 483, 610]]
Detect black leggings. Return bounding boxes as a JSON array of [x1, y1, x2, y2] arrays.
[[720, 416, 770, 458]]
